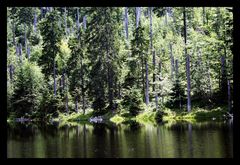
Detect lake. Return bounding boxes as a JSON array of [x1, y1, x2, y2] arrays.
[[7, 120, 233, 158]]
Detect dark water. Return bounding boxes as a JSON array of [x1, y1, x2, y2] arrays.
[[7, 120, 233, 158]]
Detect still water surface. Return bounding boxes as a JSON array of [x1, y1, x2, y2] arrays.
[[7, 121, 233, 158]]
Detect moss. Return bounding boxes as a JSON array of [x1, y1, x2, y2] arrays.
[[161, 106, 228, 123], [52, 109, 94, 124], [110, 114, 125, 124], [136, 111, 157, 124]]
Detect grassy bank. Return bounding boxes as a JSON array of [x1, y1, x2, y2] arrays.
[[108, 106, 230, 125], [8, 106, 231, 126]]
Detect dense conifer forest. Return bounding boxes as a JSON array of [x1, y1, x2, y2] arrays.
[[7, 7, 233, 123]]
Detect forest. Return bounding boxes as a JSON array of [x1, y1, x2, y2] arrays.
[[7, 7, 233, 124]]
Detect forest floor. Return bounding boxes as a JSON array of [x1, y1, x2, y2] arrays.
[[45, 105, 231, 126], [7, 105, 232, 126]]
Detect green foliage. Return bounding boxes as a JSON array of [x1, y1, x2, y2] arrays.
[[39, 10, 63, 78], [7, 7, 233, 122], [121, 87, 145, 116], [11, 61, 44, 118]]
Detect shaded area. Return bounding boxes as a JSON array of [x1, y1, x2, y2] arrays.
[[7, 121, 233, 158]]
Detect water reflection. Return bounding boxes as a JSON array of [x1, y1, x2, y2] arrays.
[[7, 121, 233, 158]]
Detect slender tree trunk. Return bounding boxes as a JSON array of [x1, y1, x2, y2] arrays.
[[153, 50, 158, 110], [152, 50, 156, 93], [64, 7, 67, 35], [124, 7, 129, 40], [207, 64, 212, 97], [75, 96, 78, 113], [77, 8, 80, 30], [159, 60, 162, 92], [24, 24, 27, 52], [12, 22, 15, 45], [227, 80, 231, 112], [108, 65, 113, 111], [27, 47, 30, 60], [175, 59, 179, 79], [221, 54, 227, 99], [136, 7, 141, 28], [175, 59, 182, 109], [165, 7, 168, 25], [149, 7, 153, 102], [145, 59, 149, 105], [34, 8, 37, 33], [184, 7, 191, 112], [62, 70, 65, 90], [169, 43, 175, 81], [19, 43, 22, 63], [202, 7, 205, 25], [83, 16, 87, 30], [9, 64, 13, 81], [141, 54, 145, 101], [66, 93, 68, 113], [149, 7, 153, 50], [81, 59, 85, 114], [118, 82, 121, 99], [40, 7, 43, 18], [16, 44, 19, 57], [59, 76, 62, 93], [53, 60, 56, 96]]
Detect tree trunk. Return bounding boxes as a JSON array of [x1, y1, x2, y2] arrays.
[[75, 96, 78, 113], [136, 7, 141, 28], [149, 7, 153, 50], [152, 50, 156, 93], [124, 7, 128, 40], [221, 54, 227, 99], [175, 59, 182, 109], [64, 7, 68, 35], [16, 44, 19, 57], [118, 81, 121, 99], [53, 60, 56, 96], [34, 8, 37, 33], [159, 60, 162, 89], [40, 7, 44, 19], [81, 59, 85, 114], [227, 80, 231, 112], [62, 70, 65, 90], [141, 54, 145, 101], [83, 16, 87, 30], [107, 58, 113, 111], [145, 59, 149, 105], [9, 64, 13, 81], [175, 59, 179, 78], [77, 8, 80, 30], [59, 76, 62, 94], [153, 50, 158, 110], [165, 7, 168, 25], [184, 7, 191, 112], [12, 22, 15, 45], [169, 43, 175, 81], [149, 7, 153, 102], [207, 62, 212, 97], [202, 7, 205, 25], [66, 93, 68, 113], [27, 47, 30, 60], [186, 54, 191, 112], [24, 24, 27, 52], [19, 43, 22, 63]]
